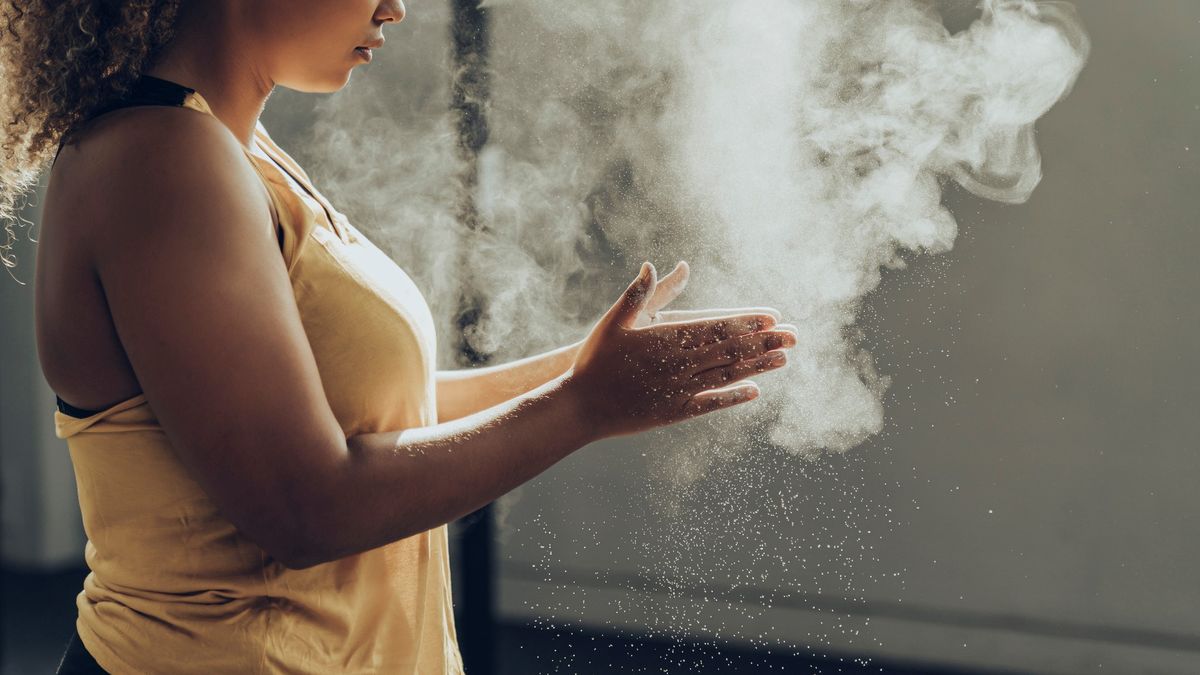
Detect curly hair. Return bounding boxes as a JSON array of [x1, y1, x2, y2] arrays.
[[0, 0, 184, 279]]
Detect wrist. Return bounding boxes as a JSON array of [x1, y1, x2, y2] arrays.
[[563, 339, 584, 369], [556, 369, 604, 446], [556, 339, 584, 378]]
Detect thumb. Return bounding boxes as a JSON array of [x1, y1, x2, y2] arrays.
[[602, 262, 657, 331]]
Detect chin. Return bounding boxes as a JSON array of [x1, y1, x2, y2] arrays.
[[279, 67, 356, 94], [329, 73, 354, 92]]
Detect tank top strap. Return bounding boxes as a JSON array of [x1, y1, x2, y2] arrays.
[[173, 80, 346, 253], [54, 393, 155, 437], [163, 81, 288, 245]]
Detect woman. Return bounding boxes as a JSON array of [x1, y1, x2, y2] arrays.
[[2, 1, 796, 672]]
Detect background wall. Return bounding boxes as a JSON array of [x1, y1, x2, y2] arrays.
[[1, 1, 1196, 673], [0, 194, 86, 570], [490, 2, 1200, 673]]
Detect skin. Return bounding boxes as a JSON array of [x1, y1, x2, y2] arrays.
[[34, 0, 798, 570], [145, 0, 407, 149]]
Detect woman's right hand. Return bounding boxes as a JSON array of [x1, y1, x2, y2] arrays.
[[566, 262, 797, 440]]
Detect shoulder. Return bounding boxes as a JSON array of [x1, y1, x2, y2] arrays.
[[52, 106, 274, 259], [59, 104, 248, 182]]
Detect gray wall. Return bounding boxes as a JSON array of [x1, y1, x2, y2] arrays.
[[0, 196, 87, 570], [1, 1, 1196, 673], [494, 2, 1200, 674]]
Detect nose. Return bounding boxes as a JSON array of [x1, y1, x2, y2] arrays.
[[376, 0, 405, 23]]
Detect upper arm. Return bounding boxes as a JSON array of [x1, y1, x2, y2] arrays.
[[87, 110, 346, 568]]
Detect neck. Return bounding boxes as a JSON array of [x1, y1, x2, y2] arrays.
[[144, 3, 273, 150]]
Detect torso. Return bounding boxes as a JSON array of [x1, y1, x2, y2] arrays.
[[35, 107, 269, 413]]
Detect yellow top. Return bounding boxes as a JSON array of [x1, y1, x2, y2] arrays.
[[54, 87, 464, 674]]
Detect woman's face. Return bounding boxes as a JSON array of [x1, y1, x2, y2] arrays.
[[249, 0, 406, 92]]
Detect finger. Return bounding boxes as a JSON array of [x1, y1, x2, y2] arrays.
[[644, 260, 689, 316], [601, 262, 658, 331], [655, 306, 783, 323], [688, 350, 787, 392], [677, 381, 760, 420], [692, 329, 796, 370], [654, 313, 778, 350]]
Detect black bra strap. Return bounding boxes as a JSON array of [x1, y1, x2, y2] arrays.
[[87, 75, 195, 119], [56, 75, 196, 161], [56, 395, 107, 419]]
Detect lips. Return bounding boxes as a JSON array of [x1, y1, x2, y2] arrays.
[[354, 36, 383, 62]]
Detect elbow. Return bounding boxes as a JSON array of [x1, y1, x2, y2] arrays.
[[271, 460, 339, 570], [258, 504, 330, 570], [253, 530, 317, 570], [275, 508, 334, 570], [273, 526, 328, 571], [278, 548, 324, 571]]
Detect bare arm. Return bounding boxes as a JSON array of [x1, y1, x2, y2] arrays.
[[297, 371, 593, 567], [299, 265, 795, 569], [434, 264, 694, 423], [434, 340, 581, 423]]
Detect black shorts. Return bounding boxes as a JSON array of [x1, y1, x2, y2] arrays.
[[55, 628, 108, 675]]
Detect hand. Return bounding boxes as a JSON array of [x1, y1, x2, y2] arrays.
[[631, 261, 795, 335], [630, 260, 690, 329], [566, 261, 797, 440]]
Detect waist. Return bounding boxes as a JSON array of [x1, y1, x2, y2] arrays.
[[76, 526, 459, 674]]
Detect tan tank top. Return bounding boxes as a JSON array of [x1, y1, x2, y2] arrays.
[[52, 76, 464, 674]]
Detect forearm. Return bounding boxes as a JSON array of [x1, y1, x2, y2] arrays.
[[292, 371, 594, 568], [435, 339, 582, 423]]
